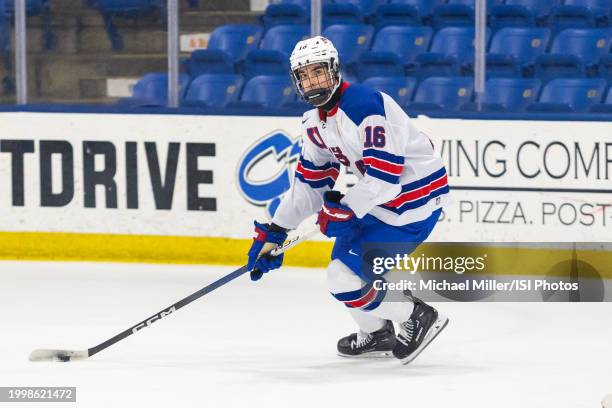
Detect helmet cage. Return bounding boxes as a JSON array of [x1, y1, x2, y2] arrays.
[[290, 59, 341, 107]]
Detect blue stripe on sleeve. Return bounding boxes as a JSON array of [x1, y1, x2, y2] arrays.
[[366, 167, 401, 184], [363, 148, 405, 165], [299, 155, 340, 171], [295, 173, 336, 189]]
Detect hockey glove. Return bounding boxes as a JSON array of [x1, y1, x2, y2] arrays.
[[247, 221, 288, 281], [317, 191, 359, 238]]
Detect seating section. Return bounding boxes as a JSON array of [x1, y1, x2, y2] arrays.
[[461, 77, 541, 110], [229, 75, 295, 108], [206, 25, 264, 63], [126, 1, 612, 115], [526, 77, 606, 111], [589, 83, 612, 111], [129, 73, 189, 106], [488, 27, 551, 69], [362, 76, 418, 106], [322, 24, 375, 65], [183, 74, 244, 108], [243, 25, 309, 79], [407, 76, 474, 110]]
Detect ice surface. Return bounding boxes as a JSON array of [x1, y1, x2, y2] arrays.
[[1, 261, 611, 408]]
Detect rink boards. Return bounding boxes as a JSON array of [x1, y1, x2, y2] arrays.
[[0, 111, 610, 274]]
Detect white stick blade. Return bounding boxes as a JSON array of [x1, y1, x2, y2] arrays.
[[29, 349, 88, 362]]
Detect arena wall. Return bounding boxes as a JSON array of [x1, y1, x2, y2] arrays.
[[0, 111, 610, 276]]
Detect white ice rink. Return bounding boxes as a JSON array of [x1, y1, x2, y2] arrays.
[[1, 261, 611, 408]]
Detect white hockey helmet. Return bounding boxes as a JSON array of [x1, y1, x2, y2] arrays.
[[289, 36, 342, 107]]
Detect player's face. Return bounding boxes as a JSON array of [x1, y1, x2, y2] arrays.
[[296, 63, 333, 94]]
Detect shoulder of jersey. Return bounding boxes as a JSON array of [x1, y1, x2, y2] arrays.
[[339, 84, 386, 126], [301, 108, 319, 127]]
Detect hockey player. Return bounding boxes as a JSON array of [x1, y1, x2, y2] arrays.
[[246, 36, 450, 364]]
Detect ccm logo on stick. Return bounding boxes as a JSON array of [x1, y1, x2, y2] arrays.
[[131, 306, 177, 333]]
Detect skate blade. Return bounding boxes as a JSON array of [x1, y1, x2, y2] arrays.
[[400, 315, 449, 365], [338, 350, 394, 359]]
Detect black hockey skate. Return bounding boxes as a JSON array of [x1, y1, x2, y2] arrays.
[[393, 298, 448, 365], [337, 320, 396, 358]]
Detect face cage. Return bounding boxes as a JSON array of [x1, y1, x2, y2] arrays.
[[290, 61, 340, 107]]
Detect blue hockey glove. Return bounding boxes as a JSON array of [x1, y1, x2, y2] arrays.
[[317, 191, 359, 238], [247, 221, 288, 281]]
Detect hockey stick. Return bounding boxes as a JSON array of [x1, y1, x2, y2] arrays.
[[29, 227, 319, 362]]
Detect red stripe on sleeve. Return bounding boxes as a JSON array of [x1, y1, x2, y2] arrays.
[[296, 162, 340, 181], [363, 157, 404, 175]]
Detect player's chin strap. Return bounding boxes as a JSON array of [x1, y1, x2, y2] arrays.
[[29, 226, 320, 363], [315, 79, 343, 110]]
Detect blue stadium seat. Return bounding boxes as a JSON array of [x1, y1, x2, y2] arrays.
[[261, 3, 310, 29], [526, 78, 606, 112], [130, 73, 189, 106], [372, 26, 433, 68], [242, 25, 308, 79], [323, 3, 365, 27], [414, 53, 462, 79], [183, 74, 244, 108], [569, 0, 611, 23], [387, 0, 442, 17], [490, 0, 561, 28], [259, 25, 310, 56], [332, 0, 385, 16], [599, 54, 612, 83], [429, 26, 488, 63], [362, 76, 418, 106], [553, 0, 611, 29], [534, 28, 611, 81], [273, 0, 313, 12], [405, 76, 474, 111], [372, 3, 422, 28], [322, 24, 375, 65], [355, 52, 405, 80], [548, 28, 612, 66], [549, 6, 596, 33], [534, 54, 586, 82], [229, 75, 295, 109], [461, 78, 541, 111], [488, 28, 551, 68], [186, 50, 235, 78], [432, 0, 503, 29], [431, 4, 474, 29], [243, 50, 291, 79], [416, 27, 490, 74], [503, 0, 561, 19], [206, 24, 263, 63], [485, 54, 523, 77], [589, 86, 612, 112]]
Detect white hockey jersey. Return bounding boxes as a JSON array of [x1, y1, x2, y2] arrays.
[[272, 82, 450, 230]]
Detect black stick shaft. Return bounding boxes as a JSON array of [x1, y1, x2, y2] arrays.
[[84, 227, 318, 358], [88, 265, 248, 357]]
